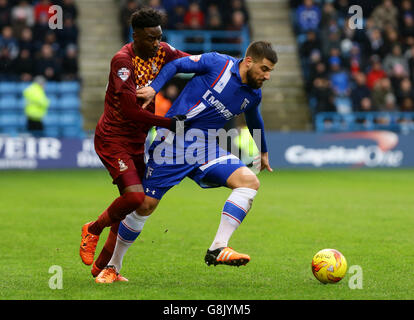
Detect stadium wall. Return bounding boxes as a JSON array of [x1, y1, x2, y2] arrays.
[[0, 130, 412, 170]]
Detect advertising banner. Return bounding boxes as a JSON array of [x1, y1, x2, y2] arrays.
[[0, 131, 413, 170]]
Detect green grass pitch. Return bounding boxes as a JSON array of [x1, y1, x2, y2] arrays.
[[1, 168, 413, 300]]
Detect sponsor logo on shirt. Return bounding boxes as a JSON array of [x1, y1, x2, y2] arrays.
[[202, 89, 233, 120]]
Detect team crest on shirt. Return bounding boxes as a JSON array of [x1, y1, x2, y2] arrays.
[[189, 55, 201, 62], [117, 67, 130, 81], [118, 159, 128, 172]]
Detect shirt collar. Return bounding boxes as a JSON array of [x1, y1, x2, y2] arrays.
[[231, 58, 243, 80]]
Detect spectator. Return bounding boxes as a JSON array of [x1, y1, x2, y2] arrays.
[[395, 77, 414, 106], [167, 5, 186, 30], [33, 0, 52, 24], [0, 47, 14, 80], [23, 75, 50, 137], [44, 30, 61, 56], [366, 55, 387, 89], [398, 0, 414, 31], [32, 10, 50, 44], [18, 26, 35, 55], [11, 0, 34, 37], [162, 0, 188, 14], [0, 0, 11, 30], [307, 60, 327, 92], [227, 10, 245, 31], [56, 16, 79, 49], [371, 0, 398, 30], [207, 13, 223, 31], [61, 44, 78, 80], [13, 48, 34, 81], [35, 43, 61, 81], [356, 96, 375, 113], [401, 13, 414, 41], [310, 77, 336, 114], [295, 0, 321, 34], [366, 28, 387, 59], [120, 0, 139, 42], [406, 45, 414, 82], [322, 32, 341, 57], [328, 56, 350, 97], [389, 63, 409, 95], [227, 0, 250, 28], [401, 96, 414, 111], [350, 72, 371, 112], [345, 43, 365, 75], [61, 0, 78, 20], [300, 30, 320, 58], [372, 77, 396, 111], [184, 2, 205, 29], [0, 25, 19, 59], [383, 44, 409, 76], [320, 2, 337, 27], [148, 0, 166, 14], [205, 3, 222, 29]]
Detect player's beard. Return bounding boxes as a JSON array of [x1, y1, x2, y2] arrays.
[[246, 69, 264, 89]]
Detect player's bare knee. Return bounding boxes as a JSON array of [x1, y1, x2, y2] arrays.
[[247, 175, 260, 191], [137, 197, 158, 216]]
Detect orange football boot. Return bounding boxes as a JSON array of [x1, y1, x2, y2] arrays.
[[205, 247, 250, 266], [95, 266, 128, 283], [79, 222, 99, 265], [91, 262, 128, 282]]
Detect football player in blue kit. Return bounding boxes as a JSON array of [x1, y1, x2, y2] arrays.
[[95, 41, 277, 283]]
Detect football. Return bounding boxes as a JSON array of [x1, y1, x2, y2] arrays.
[[311, 249, 347, 284]]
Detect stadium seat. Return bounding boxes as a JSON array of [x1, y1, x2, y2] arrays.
[[62, 125, 84, 138], [17, 82, 30, 93], [59, 95, 80, 110], [0, 113, 25, 132], [43, 112, 60, 127], [16, 97, 26, 110], [47, 94, 59, 111], [58, 81, 80, 95], [0, 82, 19, 95], [60, 111, 82, 126], [44, 126, 60, 137], [44, 81, 59, 95], [0, 95, 18, 111]]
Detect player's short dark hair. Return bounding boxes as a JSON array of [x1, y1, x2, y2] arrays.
[[130, 7, 165, 30], [245, 41, 278, 64]]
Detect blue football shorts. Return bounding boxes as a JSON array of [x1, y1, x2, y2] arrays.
[[142, 143, 245, 200]]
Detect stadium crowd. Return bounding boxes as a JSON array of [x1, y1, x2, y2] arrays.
[[119, 0, 251, 119], [291, 0, 414, 122], [0, 0, 79, 82], [119, 0, 250, 43]]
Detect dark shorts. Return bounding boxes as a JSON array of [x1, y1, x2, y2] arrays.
[[94, 134, 146, 191]]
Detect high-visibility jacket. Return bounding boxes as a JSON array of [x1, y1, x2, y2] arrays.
[[23, 83, 49, 121]]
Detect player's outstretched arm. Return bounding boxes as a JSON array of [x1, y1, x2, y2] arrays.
[[137, 53, 217, 108]]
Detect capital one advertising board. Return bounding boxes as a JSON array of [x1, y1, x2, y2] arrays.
[[267, 131, 413, 168], [0, 131, 413, 169]]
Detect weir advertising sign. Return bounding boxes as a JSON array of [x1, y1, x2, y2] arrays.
[[0, 131, 412, 170]]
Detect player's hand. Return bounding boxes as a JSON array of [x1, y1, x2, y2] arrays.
[[259, 152, 273, 172], [136, 86, 156, 109], [169, 115, 187, 133]]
